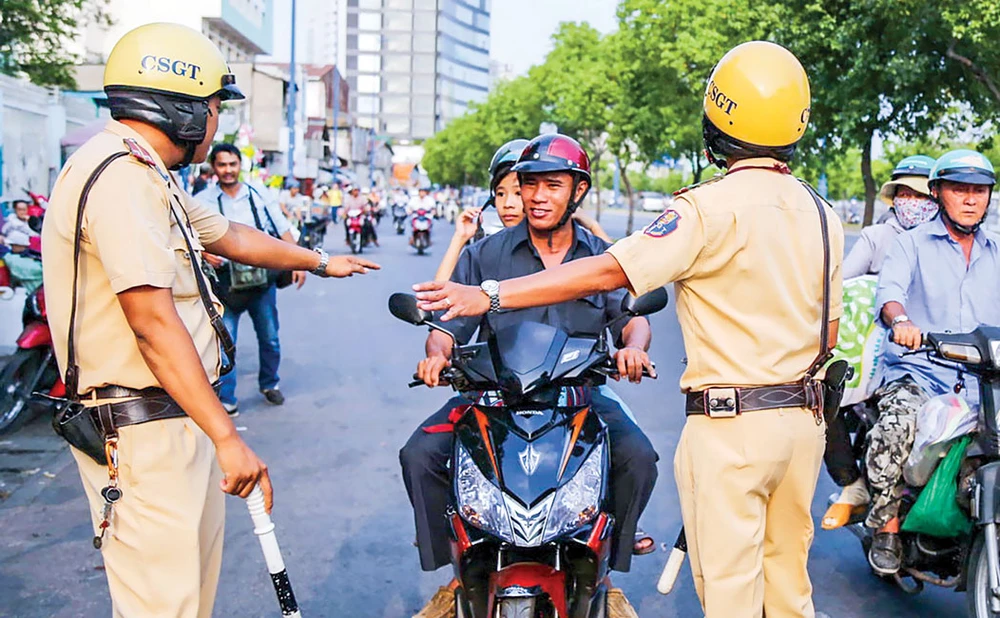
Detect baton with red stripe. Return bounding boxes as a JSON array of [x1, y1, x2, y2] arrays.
[[247, 486, 303, 617]]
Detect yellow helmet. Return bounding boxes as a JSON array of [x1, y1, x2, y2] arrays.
[[703, 41, 810, 151], [104, 22, 244, 101]]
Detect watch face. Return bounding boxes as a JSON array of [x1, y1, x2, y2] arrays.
[[482, 280, 500, 294]]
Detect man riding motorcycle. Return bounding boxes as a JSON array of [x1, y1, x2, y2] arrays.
[[866, 149, 1000, 575], [399, 134, 658, 614]]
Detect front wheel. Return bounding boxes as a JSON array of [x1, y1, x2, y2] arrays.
[[0, 348, 46, 435], [497, 597, 536, 618], [350, 232, 362, 255], [968, 529, 1000, 617]]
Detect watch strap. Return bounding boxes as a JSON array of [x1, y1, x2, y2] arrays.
[[311, 248, 330, 277]]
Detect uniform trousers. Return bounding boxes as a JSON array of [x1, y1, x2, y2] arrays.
[[674, 407, 825, 618], [72, 416, 224, 618]]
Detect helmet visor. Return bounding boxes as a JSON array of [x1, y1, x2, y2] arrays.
[[219, 74, 245, 101], [936, 168, 996, 186]]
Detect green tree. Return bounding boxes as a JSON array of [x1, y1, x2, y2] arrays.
[[0, 0, 110, 88]]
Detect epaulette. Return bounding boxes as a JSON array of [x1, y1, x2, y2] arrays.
[[672, 173, 725, 197], [123, 138, 169, 181]]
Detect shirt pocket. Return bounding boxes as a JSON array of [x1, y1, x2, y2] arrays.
[[169, 222, 205, 301]]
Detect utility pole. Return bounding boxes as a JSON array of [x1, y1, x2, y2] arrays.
[[287, 0, 297, 181], [332, 69, 339, 172]]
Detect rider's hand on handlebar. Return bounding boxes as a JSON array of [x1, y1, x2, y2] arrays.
[[892, 321, 923, 350], [417, 353, 450, 387], [614, 347, 656, 383]]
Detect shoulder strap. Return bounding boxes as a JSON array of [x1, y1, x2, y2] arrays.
[[247, 185, 280, 237], [64, 152, 131, 397], [800, 181, 833, 377], [216, 188, 265, 233]]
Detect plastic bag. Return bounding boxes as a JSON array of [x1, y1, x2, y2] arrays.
[[901, 435, 973, 538], [904, 394, 978, 487], [829, 276, 884, 406]]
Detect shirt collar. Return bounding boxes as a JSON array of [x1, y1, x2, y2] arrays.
[[103, 119, 170, 176], [925, 213, 994, 248], [510, 219, 588, 257], [727, 157, 790, 174]]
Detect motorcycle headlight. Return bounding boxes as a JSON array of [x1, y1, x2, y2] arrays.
[[542, 442, 604, 543], [455, 443, 514, 543]]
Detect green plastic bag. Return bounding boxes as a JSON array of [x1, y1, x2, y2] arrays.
[[901, 435, 973, 538]]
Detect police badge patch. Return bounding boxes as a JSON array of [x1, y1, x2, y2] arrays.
[[643, 209, 681, 237]]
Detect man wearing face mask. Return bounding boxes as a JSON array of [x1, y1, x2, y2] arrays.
[[821, 155, 939, 530], [842, 155, 938, 278], [864, 149, 1000, 575]]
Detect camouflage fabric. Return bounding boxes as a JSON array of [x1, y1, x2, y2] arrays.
[[865, 377, 930, 528]]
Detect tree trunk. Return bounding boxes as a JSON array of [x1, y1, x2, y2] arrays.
[[691, 149, 705, 184], [861, 131, 876, 227], [620, 157, 638, 235], [592, 165, 602, 223]]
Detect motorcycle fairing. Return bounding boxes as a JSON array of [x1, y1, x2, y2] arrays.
[[17, 321, 52, 348]]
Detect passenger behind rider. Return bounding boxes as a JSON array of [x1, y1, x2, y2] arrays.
[[398, 134, 659, 611], [822, 154, 939, 530], [865, 149, 1000, 575]]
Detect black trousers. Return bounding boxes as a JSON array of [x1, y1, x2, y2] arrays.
[[399, 391, 658, 573], [824, 409, 862, 487]]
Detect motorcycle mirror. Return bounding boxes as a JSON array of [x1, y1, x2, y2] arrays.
[[389, 293, 431, 326], [622, 287, 669, 317]]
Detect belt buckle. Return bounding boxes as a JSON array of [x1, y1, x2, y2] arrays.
[[704, 388, 738, 418]]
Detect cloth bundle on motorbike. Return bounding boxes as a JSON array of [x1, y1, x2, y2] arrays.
[[828, 275, 884, 406], [901, 435, 973, 538], [904, 393, 978, 487]]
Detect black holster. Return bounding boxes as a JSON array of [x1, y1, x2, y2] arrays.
[[821, 359, 852, 423]]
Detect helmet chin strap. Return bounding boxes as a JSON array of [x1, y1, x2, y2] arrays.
[[548, 177, 584, 249], [940, 206, 985, 236]]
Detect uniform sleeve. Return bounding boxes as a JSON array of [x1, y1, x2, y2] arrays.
[[605, 195, 706, 296], [828, 207, 845, 321], [181, 192, 230, 246], [841, 228, 876, 279], [85, 163, 176, 294], [875, 234, 915, 323]]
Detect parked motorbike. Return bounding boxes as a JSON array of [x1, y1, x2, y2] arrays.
[[0, 285, 63, 435], [392, 204, 408, 235], [833, 326, 1000, 616], [388, 288, 667, 618], [345, 208, 365, 255], [298, 215, 329, 251], [411, 208, 433, 255]]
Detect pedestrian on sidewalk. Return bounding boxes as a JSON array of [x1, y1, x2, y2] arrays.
[[198, 143, 307, 416], [41, 23, 378, 618]]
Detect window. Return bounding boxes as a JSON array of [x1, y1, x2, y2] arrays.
[[384, 12, 412, 30], [384, 75, 412, 93], [357, 74, 380, 94], [347, 13, 358, 28], [384, 34, 411, 52], [414, 0, 436, 8], [414, 11, 436, 31], [413, 74, 435, 93], [357, 54, 381, 72], [385, 118, 411, 135], [356, 95, 380, 114], [358, 0, 381, 8], [385, 0, 412, 7], [358, 12, 381, 30], [358, 34, 381, 52], [413, 95, 433, 113], [414, 33, 435, 53], [413, 54, 435, 74], [384, 54, 411, 72], [383, 96, 411, 115], [474, 12, 489, 31], [413, 117, 435, 139]]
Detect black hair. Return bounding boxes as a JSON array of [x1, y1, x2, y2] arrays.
[[702, 115, 797, 169], [209, 143, 242, 165]]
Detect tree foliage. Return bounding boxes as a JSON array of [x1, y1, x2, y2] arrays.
[[0, 0, 110, 88]]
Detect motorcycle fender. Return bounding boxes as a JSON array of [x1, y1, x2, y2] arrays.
[[488, 563, 567, 618], [17, 322, 52, 349], [975, 462, 1000, 524], [49, 377, 65, 398]]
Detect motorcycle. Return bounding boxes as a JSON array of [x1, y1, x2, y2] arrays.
[[392, 204, 408, 235], [833, 326, 1000, 616], [388, 288, 666, 618], [411, 208, 433, 255], [345, 208, 365, 255], [445, 199, 461, 224], [0, 285, 64, 435], [297, 215, 329, 251]]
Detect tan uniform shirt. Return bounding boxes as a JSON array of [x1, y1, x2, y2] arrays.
[[42, 120, 230, 394], [607, 157, 844, 392]]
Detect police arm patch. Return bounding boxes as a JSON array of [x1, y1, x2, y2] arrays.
[[643, 209, 681, 237]]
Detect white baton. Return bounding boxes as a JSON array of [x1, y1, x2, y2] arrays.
[[657, 528, 687, 595], [247, 486, 303, 617]]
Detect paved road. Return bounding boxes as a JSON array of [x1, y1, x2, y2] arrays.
[[0, 209, 966, 618]]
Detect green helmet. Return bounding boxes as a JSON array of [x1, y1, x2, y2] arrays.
[[891, 155, 936, 180], [488, 139, 530, 192], [929, 149, 996, 187]]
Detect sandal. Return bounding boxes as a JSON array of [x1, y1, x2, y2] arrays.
[[633, 529, 655, 555]]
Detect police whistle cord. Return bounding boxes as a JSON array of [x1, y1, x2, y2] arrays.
[[656, 528, 687, 595], [246, 486, 303, 617]]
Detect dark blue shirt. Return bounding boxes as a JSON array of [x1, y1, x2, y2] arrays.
[[446, 220, 638, 345]]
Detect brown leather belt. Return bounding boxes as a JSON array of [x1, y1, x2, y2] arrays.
[[685, 382, 823, 418], [83, 383, 220, 430]]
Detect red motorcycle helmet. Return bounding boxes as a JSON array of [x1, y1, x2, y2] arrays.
[[512, 134, 592, 223]]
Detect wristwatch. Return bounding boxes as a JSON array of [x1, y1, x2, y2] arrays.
[[480, 279, 501, 313], [891, 314, 911, 328], [311, 248, 330, 278]]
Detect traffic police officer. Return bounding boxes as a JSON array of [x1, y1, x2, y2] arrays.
[[412, 41, 843, 618], [42, 23, 377, 618]]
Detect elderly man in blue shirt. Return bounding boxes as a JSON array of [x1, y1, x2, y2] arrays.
[[866, 149, 1000, 575], [199, 144, 306, 416]]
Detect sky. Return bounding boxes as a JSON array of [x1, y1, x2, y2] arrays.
[[489, 0, 619, 76]]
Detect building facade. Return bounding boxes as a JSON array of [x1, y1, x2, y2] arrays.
[[344, 0, 490, 141]]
